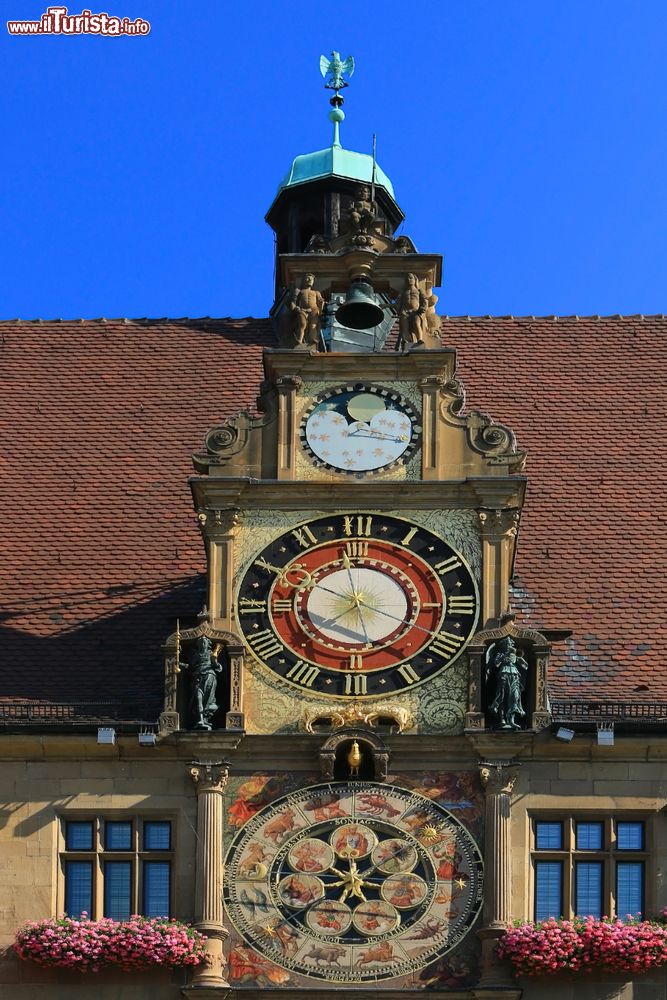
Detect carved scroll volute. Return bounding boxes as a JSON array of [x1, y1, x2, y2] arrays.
[[275, 375, 303, 480], [479, 761, 518, 797]]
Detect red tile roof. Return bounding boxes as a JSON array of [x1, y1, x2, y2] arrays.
[[0, 315, 665, 716]]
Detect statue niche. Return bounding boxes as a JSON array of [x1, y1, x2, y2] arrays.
[[159, 616, 246, 735], [465, 622, 552, 733], [319, 728, 390, 783]]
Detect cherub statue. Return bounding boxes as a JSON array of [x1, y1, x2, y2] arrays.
[[289, 273, 324, 348], [181, 635, 224, 731], [485, 637, 528, 730], [396, 273, 427, 347]]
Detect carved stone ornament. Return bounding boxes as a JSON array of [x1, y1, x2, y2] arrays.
[[193, 410, 271, 474], [436, 381, 525, 473], [302, 701, 414, 734], [189, 760, 230, 795], [195, 507, 242, 535], [318, 727, 390, 782], [477, 508, 520, 538], [478, 760, 518, 796]]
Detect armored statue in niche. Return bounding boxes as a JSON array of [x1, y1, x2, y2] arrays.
[[289, 272, 325, 348], [181, 635, 225, 730], [485, 636, 528, 730], [396, 272, 427, 347]]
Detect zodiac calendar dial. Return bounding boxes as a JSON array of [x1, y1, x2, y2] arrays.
[[236, 512, 479, 698], [224, 782, 483, 983], [301, 384, 421, 474]]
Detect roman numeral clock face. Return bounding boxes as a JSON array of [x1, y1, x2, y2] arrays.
[[236, 514, 479, 698]]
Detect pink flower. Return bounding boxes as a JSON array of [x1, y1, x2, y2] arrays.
[[14, 916, 207, 972]]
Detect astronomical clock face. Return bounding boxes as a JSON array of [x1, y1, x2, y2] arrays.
[[301, 385, 421, 474], [224, 781, 483, 983], [236, 512, 479, 698]]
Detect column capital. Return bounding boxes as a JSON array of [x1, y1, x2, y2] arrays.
[[190, 760, 230, 794], [477, 508, 520, 539], [275, 374, 303, 392], [479, 760, 519, 796]]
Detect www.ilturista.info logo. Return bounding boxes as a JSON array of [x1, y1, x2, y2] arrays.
[[7, 6, 150, 35]]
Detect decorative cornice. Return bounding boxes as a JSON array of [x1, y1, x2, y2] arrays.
[[189, 478, 525, 512]]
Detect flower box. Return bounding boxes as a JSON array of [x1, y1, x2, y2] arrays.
[[497, 916, 667, 977], [14, 915, 206, 973]]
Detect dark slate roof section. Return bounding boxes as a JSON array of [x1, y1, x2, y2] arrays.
[[0, 315, 665, 718]]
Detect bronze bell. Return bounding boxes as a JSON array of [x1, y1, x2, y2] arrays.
[[335, 280, 385, 330]]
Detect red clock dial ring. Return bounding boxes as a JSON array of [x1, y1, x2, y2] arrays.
[[268, 539, 445, 673]]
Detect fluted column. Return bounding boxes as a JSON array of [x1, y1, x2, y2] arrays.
[[476, 761, 518, 990], [188, 761, 231, 989]]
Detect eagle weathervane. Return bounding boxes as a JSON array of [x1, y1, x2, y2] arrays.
[[320, 51, 355, 93]]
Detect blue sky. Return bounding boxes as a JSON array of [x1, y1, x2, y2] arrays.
[[1, 0, 665, 319]]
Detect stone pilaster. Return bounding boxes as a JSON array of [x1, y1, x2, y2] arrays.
[[200, 508, 241, 630], [188, 761, 231, 989], [477, 509, 520, 625], [275, 375, 303, 480], [476, 761, 520, 992]]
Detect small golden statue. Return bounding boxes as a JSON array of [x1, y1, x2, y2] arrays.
[[347, 740, 362, 777]]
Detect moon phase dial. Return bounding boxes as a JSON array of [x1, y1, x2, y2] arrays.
[[236, 512, 479, 698], [224, 781, 484, 983], [301, 384, 421, 475]]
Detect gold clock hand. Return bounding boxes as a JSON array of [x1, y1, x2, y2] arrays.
[[340, 552, 372, 646], [254, 557, 314, 590]]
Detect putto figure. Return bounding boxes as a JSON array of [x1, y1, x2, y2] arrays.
[[486, 636, 528, 730], [181, 635, 224, 731], [289, 273, 324, 347]]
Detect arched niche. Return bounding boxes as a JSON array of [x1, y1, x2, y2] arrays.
[[159, 617, 245, 735], [465, 621, 552, 733], [319, 728, 390, 783]]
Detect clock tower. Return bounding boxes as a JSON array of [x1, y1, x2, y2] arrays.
[[165, 55, 545, 997]]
